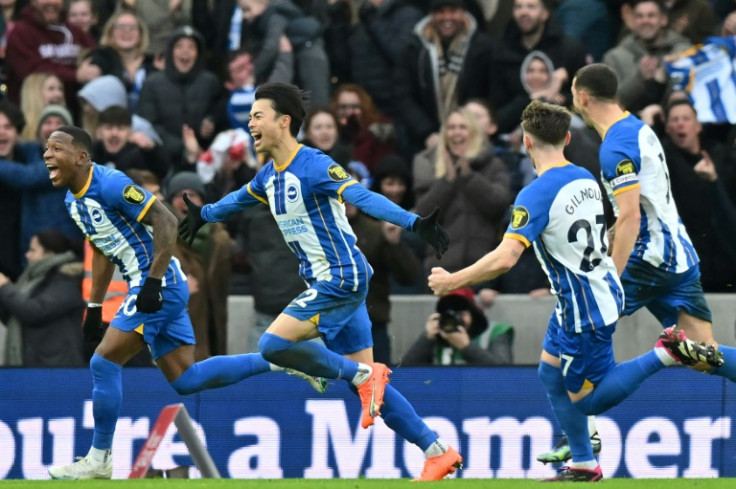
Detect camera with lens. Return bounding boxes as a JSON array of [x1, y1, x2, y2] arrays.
[[438, 309, 465, 333]]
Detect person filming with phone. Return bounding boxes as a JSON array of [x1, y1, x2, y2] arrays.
[[402, 288, 513, 366]]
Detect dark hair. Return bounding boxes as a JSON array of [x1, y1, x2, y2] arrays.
[[303, 106, 337, 133], [0, 100, 26, 133], [630, 0, 666, 13], [54, 125, 93, 155], [126, 168, 160, 187], [35, 229, 72, 255], [255, 82, 308, 137], [369, 153, 414, 209], [463, 97, 497, 124], [574, 63, 618, 101], [665, 99, 697, 119], [520, 100, 571, 146], [98, 106, 132, 127]]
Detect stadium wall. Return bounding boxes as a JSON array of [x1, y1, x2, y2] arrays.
[[0, 367, 733, 480], [227, 294, 736, 364]]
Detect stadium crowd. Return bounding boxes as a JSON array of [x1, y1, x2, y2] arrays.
[[0, 0, 735, 367]]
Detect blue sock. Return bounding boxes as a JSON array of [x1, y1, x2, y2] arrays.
[[90, 354, 122, 450], [171, 353, 271, 395], [538, 362, 593, 462], [259, 332, 358, 380], [709, 346, 736, 382], [376, 385, 437, 450], [574, 350, 664, 415]]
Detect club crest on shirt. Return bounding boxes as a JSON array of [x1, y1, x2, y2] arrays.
[[616, 160, 636, 176], [327, 164, 350, 182], [510, 206, 529, 229], [123, 185, 146, 205]]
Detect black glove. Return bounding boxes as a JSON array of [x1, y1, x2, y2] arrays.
[[413, 208, 450, 259], [135, 277, 163, 313], [82, 305, 105, 344], [177, 193, 205, 246]]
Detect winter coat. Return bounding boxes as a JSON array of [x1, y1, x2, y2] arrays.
[[137, 27, 226, 167], [5, 5, 96, 104], [92, 141, 171, 181], [491, 16, 591, 134], [413, 143, 512, 274], [602, 31, 691, 112], [85, 46, 159, 110], [394, 13, 495, 150], [0, 253, 85, 367], [348, 0, 423, 117]]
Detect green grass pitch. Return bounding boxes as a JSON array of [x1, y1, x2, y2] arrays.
[[0, 479, 734, 489]]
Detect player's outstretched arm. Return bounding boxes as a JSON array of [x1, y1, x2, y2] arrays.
[[611, 187, 641, 275], [429, 238, 525, 296], [136, 199, 178, 313]]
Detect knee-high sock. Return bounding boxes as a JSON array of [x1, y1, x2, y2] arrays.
[[709, 346, 736, 382], [90, 354, 123, 450], [538, 362, 593, 463], [574, 350, 664, 415], [350, 384, 437, 450], [170, 353, 271, 395], [259, 332, 358, 380]]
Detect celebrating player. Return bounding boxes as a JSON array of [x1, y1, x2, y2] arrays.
[[538, 62, 736, 466], [177, 82, 461, 481], [44, 126, 326, 480], [428, 100, 721, 482]]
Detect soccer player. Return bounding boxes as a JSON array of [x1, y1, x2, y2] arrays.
[[536, 62, 736, 466], [428, 100, 721, 482], [178, 82, 461, 481], [44, 126, 326, 480]]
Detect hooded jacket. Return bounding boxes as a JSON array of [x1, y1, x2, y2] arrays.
[[137, 26, 226, 167], [5, 5, 95, 104], [491, 15, 591, 134]]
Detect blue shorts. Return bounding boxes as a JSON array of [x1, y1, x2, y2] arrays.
[[621, 261, 712, 326], [542, 314, 617, 393], [283, 281, 373, 355], [111, 280, 195, 360]]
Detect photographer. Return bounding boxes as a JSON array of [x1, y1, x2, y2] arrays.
[[402, 288, 513, 366]]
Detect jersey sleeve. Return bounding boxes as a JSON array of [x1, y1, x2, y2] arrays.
[[308, 152, 361, 200], [100, 171, 156, 221], [599, 138, 641, 196], [503, 183, 550, 247], [201, 167, 268, 222]]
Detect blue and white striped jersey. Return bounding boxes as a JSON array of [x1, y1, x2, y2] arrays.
[[65, 164, 185, 289], [600, 113, 698, 273], [666, 37, 736, 124], [202, 145, 418, 291], [505, 163, 623, 332]]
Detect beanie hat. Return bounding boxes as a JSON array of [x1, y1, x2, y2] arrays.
[[38, 104, 73, 127], [167, 172, 206, 200]]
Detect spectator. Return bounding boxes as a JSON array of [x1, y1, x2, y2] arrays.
[[662, 100, 736, 292], [137, 25, 225, 170], [19, 72, 65, 142], [554, 0, 611, 61], [166, 172, 233, 359], [35, 104, 73, 144], [394, 0, 495, 157], [412, 107, 512, 279], [402, 287, 514, 366], [331, 83, 396, 173], [0, 101, 82, 264], [67, 0, 99, 41], [82, 10, 157, 111], [602, 0, 691, 113], [5, 0, 96, 109], [664, 0, 718, 44], [348, 0, 423, 119], [77, 74, 161, 144], [301, 107, 353, 167], [0, 230, 85, 367], [121, 0, 192, 58], [93, 106, 170, 180], [239, 0, 331, 105], [491, 0, 591, 134]]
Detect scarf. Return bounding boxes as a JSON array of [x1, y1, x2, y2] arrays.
[[3, 251, 77, 366]]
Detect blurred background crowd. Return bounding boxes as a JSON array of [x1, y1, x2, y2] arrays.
[[0, 0, 735, 368]]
